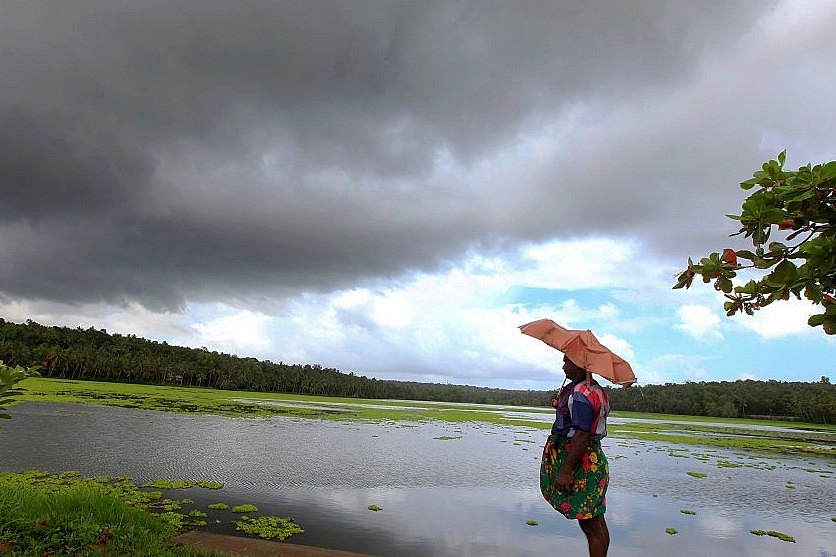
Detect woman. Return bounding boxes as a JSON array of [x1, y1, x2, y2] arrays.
[[541, 354, 610, 557]]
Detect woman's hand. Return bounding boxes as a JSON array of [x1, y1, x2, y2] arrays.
[[556, 429, 591, 492], [556, 470, 573, 492]]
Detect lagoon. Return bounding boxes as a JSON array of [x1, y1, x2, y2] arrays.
[[1, 401, 833, 556]]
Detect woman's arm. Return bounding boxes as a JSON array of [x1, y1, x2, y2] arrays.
[[556, 428, 590, 491]]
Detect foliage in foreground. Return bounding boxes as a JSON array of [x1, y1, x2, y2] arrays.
[[0, 471, 303, 556], [676, 151, 836, 334], [0, 360, 40, 419]]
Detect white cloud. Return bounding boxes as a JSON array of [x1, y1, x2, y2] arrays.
[[191, 309, 272, 353], [674, 305, 723, 343], [641, 354, 715, 384], [733, 299, 821, 340]]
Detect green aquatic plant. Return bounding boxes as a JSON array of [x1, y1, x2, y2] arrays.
[[367, 505, 382, 511], [207, 503, 229, 510], [665, 528, 678, 535], [433, 436, 462, 441], [680, 509, 696, 515], [197, 480, 224, 489], [234, 515, 304, 541], [750, 530, 795, 542], [157, 498, 182, 512], [142, 479, 196, 490], [686, 471, 707, 478], [525, 520, 538, 526], [231, 504, 258, 513]]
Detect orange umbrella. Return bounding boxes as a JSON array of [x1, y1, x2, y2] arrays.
[[518, 318, 636, 387]]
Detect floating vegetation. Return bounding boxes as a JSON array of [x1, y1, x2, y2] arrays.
[[234, 515, 304, 541], [368, 505, 382, 512], [434, 436, 462, 441], [526, 520, 538, 526], [680, 509, 696, 515], [686, 471, 707, 478], [197, 480, 224, 489], [665, 528, 678, 535], [232, 504, 259, 513], [208, 503, 229, 510], [156, 499, 182, 511], [750, 530, 795, 543], [717, 460, 742, 468], [142, 479, 196, 490]]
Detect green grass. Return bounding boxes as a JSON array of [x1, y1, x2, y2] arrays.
[[10, 377, 836, 457], [0, 471, 303, 555], [0, 472, 223, 556]]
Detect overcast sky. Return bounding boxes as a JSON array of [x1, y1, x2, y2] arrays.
[[1, 0, 834, 390]]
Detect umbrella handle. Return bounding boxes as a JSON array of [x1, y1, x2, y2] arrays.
[[552, 377, 569, 407]]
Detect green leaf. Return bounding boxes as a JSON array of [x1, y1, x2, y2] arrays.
[[767, 242, 788, 254], [820, 161, 836, 180], [717, 277, 733, 293], [764, 260, 798, 286], [808, 314, 826, 327], [734, 280, 760, 295], [804, 283, 823, 303], [740, 178, 760, 190]]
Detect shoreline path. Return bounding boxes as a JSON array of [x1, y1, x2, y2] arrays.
[[169, 531, 378, 557]]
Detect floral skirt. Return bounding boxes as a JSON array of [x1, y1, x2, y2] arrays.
[[540, 434, 609, 519]]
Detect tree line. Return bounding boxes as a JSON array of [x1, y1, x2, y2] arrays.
[[1, 318, 832, 423]]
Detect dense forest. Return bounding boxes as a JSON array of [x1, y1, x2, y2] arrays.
[[1, 319, 833, 423]]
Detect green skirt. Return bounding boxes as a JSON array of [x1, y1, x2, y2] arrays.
[[540, 434, 609, 519]]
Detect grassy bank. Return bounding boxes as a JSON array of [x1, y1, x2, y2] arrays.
[[0, 471, 312, 556], [9, 377, 836, 456], [0, 471, 228, 556]]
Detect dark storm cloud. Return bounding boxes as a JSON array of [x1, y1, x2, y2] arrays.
[[0, 1, 782, 308]]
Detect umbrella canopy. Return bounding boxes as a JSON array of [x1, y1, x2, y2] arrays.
[[519, 318, 636, 387]]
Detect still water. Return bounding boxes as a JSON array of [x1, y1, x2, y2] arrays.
[[1, 402, 833, 557]]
